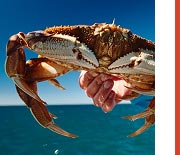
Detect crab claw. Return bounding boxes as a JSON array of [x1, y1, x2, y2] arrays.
[[5, 33, 45, 104], [16, 84, 77, 138], [25, 31, 99, 69], [123, 97, 155, 137]]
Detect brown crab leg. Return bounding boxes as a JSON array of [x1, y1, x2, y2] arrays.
[[48, 79, 65, 90], [5, 33, 45, 104], [16, 58, 76, 138], [123, 98, 155, 120], [24, 58, 78, 137], [16, 84, 77, 138], [24, 57, 72, 83], [128, 114, 155, 137], [122, 108, 154, 121], [123, 97, 155, 137]]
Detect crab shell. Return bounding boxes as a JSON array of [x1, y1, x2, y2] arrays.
[[6, 23, 155, 138]]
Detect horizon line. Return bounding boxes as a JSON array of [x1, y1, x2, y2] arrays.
[[0, 100, 131, 106]]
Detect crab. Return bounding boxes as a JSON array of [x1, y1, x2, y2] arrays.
[[5, 23, 155, 138]]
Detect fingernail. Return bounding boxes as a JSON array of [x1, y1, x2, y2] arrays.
[[103, 81, 113, 89], [94, 103, 99, 107], [102, 105, 111, 113]]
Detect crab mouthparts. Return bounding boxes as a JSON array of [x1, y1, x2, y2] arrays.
[[26, 31, 99, 69]]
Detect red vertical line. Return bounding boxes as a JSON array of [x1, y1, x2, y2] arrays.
[[176, 0, 180, 154]]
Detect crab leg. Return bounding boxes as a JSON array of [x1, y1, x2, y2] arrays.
[[24, 57, 72, 81], [24, 59, 77, 137], [123, 97, 155, 137], [16, 84, 77, 138], [6, 33, 45, 103], [122, 107, 154, 121], [48, 79, 65, 90], [128, 114, 155, 137]]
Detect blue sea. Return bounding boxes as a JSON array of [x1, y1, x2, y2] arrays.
[[0, 104, 155, 155]]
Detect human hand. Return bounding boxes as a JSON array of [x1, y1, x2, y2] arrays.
[[79, 71, 135, 112]]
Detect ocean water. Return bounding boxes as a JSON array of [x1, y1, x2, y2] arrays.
[[0, 104, 155, 155]]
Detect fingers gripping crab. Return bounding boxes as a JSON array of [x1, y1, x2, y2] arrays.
[[5, 23, 155, 138]]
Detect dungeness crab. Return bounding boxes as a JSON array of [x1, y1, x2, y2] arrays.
[[5, 23, 155, 138]]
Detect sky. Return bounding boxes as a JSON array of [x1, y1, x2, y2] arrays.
[[0, 0, 155, 105]]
